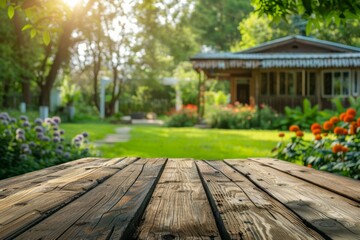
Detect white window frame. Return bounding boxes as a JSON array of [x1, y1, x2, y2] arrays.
[[353, 70, 360, 96], [322, 70, 351, 97]]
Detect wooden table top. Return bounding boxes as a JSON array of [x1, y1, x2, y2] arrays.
[[0, 157, 359, 240]]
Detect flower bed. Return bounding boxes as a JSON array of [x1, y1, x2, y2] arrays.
[[0, 112, 95, 179], [274, 108, 360, 179]]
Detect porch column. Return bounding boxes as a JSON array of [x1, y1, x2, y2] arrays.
[[230, 77, 236, 103], [198, 70, 206, 119]]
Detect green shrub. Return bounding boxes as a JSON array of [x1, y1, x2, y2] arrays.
[[0, 112, 96, 179], [166, 104, 198, 127], [208, 104, 279, 129], [273, 108, 360, 179]]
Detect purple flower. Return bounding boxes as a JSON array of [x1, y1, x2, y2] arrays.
[[76, 135, 83, 141], [21, 143, 29, 149], [82, 132, 89, 138], [23, 148, 31, 154], [20, 115, 28, 121], [22, 121, 30, 127], [19, 154, 28, 160], [16, 134, 26, 141], [57, 145, 63, 150], [60, 137, 64, 142], [4, 129, 11, 135], [29, 141, 36, 148], [53, 127, 59, 131], [16, 128, 24, 135], [34, 118, 43, 125], [53, 132, 60, 137], [10, 118, 17, 123], [56, 149, 63, 154], [53, 137, 60, 143], [75, 142, 81, 147], [34, 126, 43, 132], [42, 136, 50, 142], [1, 120, 8, 125], [64, 152, 71, 158], [59, 130, 65, 135], [52, 116, 61, 124], [37, 133, 44, 139]]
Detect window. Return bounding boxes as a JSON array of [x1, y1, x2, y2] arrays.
[[322, 70, 351, 97], [279, 71, 302, 96], [260, 72, 276, 95], [305, 72, 316, 96], [353, 71, 360, 96]]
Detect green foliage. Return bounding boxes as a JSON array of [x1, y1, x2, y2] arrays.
[[208, 104, 279, 130], [60, 76, 81, 106], [252, 0, 360, 33], [278, 99, 319, 130], [166, 104, 198, 127], [273, 108, 360, 179], [190, 0, 252, 50], [0, 112, 96, 179]]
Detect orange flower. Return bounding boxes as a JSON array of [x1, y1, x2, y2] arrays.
[[339, 113, 346, 121], [342, 146, 349, 152], [278, 133, 285, 138], [289, 125, 300, 132], [346, 108, 356, 117], [311, 123, 321, 132], [307, 164, 312, 168], [323, 132, 328, 137], [343, 129, 348, 135], [315, 135, 322, 141], [296, 131, 304, 137], [357, 117, 360, 126], [332, 144, 344, 153], [350, 122, 357, 135], [323, 121, 333, 131], [344, 115, 354, 123], [334, 127, 344, 135], [312, 129, 321, 135], [330, 116, 340, 124]]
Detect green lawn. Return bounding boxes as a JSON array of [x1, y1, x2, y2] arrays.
[[62, 123, 299, 159]]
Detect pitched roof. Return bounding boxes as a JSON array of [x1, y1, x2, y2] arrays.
[[239, 35, 360, 53], [190, 36, 360, 69]]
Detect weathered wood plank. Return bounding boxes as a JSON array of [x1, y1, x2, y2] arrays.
[[136, 159, 220, 240], [0, 157, 138, 239], [197, 160, 324, 240], [250, 158, 360, 203], [225, 159, 360, 240], [16, 158, 166, 240], [0, 157, 121, 198]]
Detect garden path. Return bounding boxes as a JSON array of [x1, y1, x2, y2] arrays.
[[95, 126, 131, 146]]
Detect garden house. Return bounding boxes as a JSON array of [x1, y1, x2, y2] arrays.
[[191, 35, 360, 112]]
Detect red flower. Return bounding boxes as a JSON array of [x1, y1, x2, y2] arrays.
[[323, 121, 333, 131], [330, 116, 340, 124], [332, 144, 344, 154], [315, 135, 322, 141], [312, 129, 321, 135], [289, 125, 300, 132], [339, 113, 346, 121], [334, 127, 344, 135], [344, 115, 354, 123], [311, 123, 321, 132], [346, 108, 356, 117], [296, 131, 304, 137]]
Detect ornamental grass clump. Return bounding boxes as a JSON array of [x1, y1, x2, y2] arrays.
[[0, 112, 96, 179], [273, 108, 360, 179]]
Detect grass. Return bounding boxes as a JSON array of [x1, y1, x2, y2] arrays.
[[62, 123, 311, 160]]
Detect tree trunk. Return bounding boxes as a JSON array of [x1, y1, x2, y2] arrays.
[[39, 0, 97, 107]]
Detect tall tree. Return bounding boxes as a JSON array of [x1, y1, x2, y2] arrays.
[[190, 0, 252, 51]]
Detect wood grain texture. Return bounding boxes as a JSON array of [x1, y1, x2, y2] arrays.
[[225, 159, 360, 240], [0, 157, 138, 239], [197, 160, 324, 240], [250, 158, 360, 203], [16, 158, 166, 240], [136, 159, 220, 240]]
